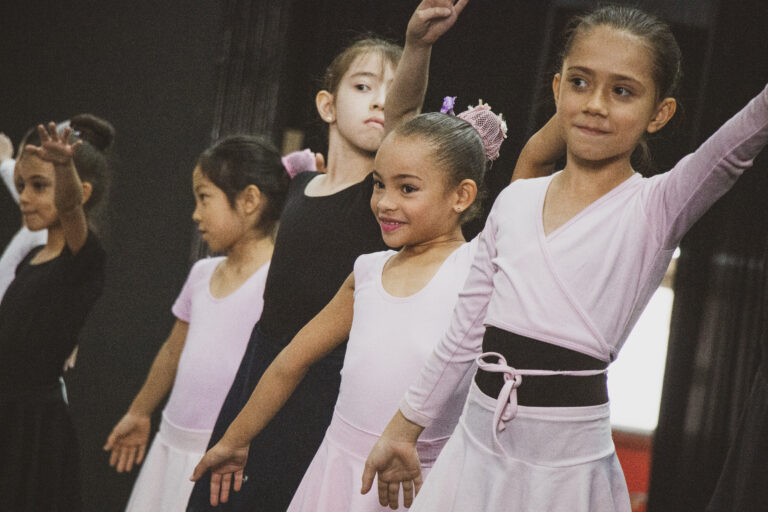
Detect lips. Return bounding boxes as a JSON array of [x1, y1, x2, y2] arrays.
[[378, 217, 404, 233], [366, 117, 385, 128], [575, 124, 609, 136]]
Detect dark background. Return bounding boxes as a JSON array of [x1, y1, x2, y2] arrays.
[[1, 1, 766, 510]]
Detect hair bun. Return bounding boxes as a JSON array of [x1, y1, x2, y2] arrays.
[[456, 100, 507, 161], [281, 148, 317, 178], [70, 113, 115, 152]]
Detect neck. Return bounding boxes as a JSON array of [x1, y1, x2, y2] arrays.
[[324, 131, 375, 186], [224, 229, 274, 271], [560, 151, 636, 198], [44, 224, 67, 253], [399, 226, 465, 258]]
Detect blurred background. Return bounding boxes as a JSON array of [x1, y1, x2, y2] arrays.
[[1, 1, 767, 510]]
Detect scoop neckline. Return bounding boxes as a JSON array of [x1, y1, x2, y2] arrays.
[[374, 244, 464, 303]]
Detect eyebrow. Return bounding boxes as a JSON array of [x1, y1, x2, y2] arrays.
[[567, 65, 644, 85], [347, 71, 379, 80]]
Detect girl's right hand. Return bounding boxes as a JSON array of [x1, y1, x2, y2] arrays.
[[361, 435, 423, 509], [407, 0, 469, 48], [103, 412, 151, 472], [190, 438, 250, 506]]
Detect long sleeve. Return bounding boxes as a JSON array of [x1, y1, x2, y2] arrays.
[[642, 83, 768, 249], [400, 202, 501, 427], [1, 159, 17, 203]]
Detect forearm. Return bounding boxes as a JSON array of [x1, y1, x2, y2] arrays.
[[127, 343, 179, 416], [383, 410, 425, 444], [511, 114, 564, 181], [383, 41, 432, 134], [53, 160, 84, 214], [221, 353, 308, 446]]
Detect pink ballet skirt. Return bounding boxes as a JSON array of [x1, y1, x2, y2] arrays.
[[287, 412, 447, 512], [125, 414, 210, 512], [408, 380, 631, 512]]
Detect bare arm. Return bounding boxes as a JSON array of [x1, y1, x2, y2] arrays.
[[511, 114, 565, 182], [190, 273, 356, 506], [384, 0, 469, 134], [103, 319, 189, 472], [24, 123, 89, 253]]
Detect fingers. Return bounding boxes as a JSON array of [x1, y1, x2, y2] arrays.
[[361, 461, 376, 494], [234, 470, 244, 492], [377, 476, 389, 507], [453, 0, 469, 16], [220, 472, 232, 504], [210, 472, 222, 506], [116, 445, 137, 472], [387, 481, 401, 509], [136, 443, 147, 465], [417, 7, 452, 22], [414, 472, 423, 496], [108, 444, 119, 467], [190, 456, 209, 482], [402, 479, 414, 508]]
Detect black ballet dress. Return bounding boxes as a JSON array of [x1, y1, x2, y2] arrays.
[[0, 232, 105, 512], [187, 171, 386, 511]]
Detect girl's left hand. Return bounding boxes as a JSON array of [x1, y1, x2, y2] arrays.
[[24, 122, 82, 166], [190, 438, 250, 506], [407, 0, 469, 47]]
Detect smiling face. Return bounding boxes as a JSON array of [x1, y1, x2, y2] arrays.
[[328, 52, 396, 154], [192, 166, 250, 253], [553, 25, 675, 167], [14, 155, 59, 231], [371, 134, 463, 248]]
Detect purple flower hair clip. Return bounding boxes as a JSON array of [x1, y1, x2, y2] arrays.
[[440, 96, 457, 115]]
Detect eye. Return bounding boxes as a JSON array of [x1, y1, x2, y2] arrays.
[[569, 77, 587, 89], [614, 86, 632, 97], [372, 178, 384, 190], [401, 184, 417, 194], [355, 83, 371, 92], [32, 182, 48, 192]]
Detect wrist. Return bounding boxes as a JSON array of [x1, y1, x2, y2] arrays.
[[383, 410, 424, 444]]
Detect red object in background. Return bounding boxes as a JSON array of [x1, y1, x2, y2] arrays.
[[613, 429, 653, 512]]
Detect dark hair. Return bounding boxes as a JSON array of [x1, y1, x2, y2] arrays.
[[322, 36, 403, 95], [197, 135, 290, 234], [560, 5, 682, 172], [393, 112, 487, 223], [20, 114, 115, 230]]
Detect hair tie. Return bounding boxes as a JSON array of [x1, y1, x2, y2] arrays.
[[442, 96, 508, 161], [281, 148, 317, 178]]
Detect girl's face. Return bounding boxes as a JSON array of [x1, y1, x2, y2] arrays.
[[371, 135, 463, 248], [328, 53, 396, 154], [553, 25, 674, 166], [192, 167, 251, 253], [14, 155, 59, 231]]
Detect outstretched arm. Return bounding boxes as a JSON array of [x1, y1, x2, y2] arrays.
[[190, 273, 356, 506], [103, 319, 189, 472], [511, 114, 564, 182], [384, 0, 469, 134], [24, 123, 88, 253]]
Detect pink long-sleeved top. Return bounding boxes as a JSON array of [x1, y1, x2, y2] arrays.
[[401, 84, 768, 428]]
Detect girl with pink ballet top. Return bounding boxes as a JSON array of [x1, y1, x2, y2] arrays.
[[190, 104, 508, 512], [362, 5, 768, 512], [103, 135, 291, 511]]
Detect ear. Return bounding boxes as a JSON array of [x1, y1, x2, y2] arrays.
[[552, 73, 562, 108], [453, 178, 478, 214], [81, 181, 93, 205], [315, 90, 336, 124], [647, 97, 677, 134], [238, 184, 263, 217]]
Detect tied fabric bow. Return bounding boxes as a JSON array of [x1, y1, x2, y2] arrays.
[[475, 352, 608, 455]]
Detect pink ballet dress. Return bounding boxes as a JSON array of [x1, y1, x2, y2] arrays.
[[399, 84, 768, 511], [125, 257, 269, 512], [287, 241, 477, 512]]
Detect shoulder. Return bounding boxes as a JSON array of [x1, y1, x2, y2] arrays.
[[188, 256, 224, 279], [353, 250, 394, 282]]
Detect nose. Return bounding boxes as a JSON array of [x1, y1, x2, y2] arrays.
[[371, 86, 386, 111], [583, 88, 608, 116], [192, 204, 201, 223], [374, 188, 396, 213]]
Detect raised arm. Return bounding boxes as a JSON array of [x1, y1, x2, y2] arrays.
[[103, 319, 189, 472], [646, 83, 768, 248], [190, 273, 356, 506], [24, 123, 88, 253], [0, 133, 16, 201], [384, 0, 469, 134], [511, 114, 565, 182]]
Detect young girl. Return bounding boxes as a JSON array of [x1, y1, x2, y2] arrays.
[[0, 118, 113, 511], [102, 135, 290, 511], [191, 106, 506, 511], [186, 2, 467, 510], [362, 6, 768, 511]]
